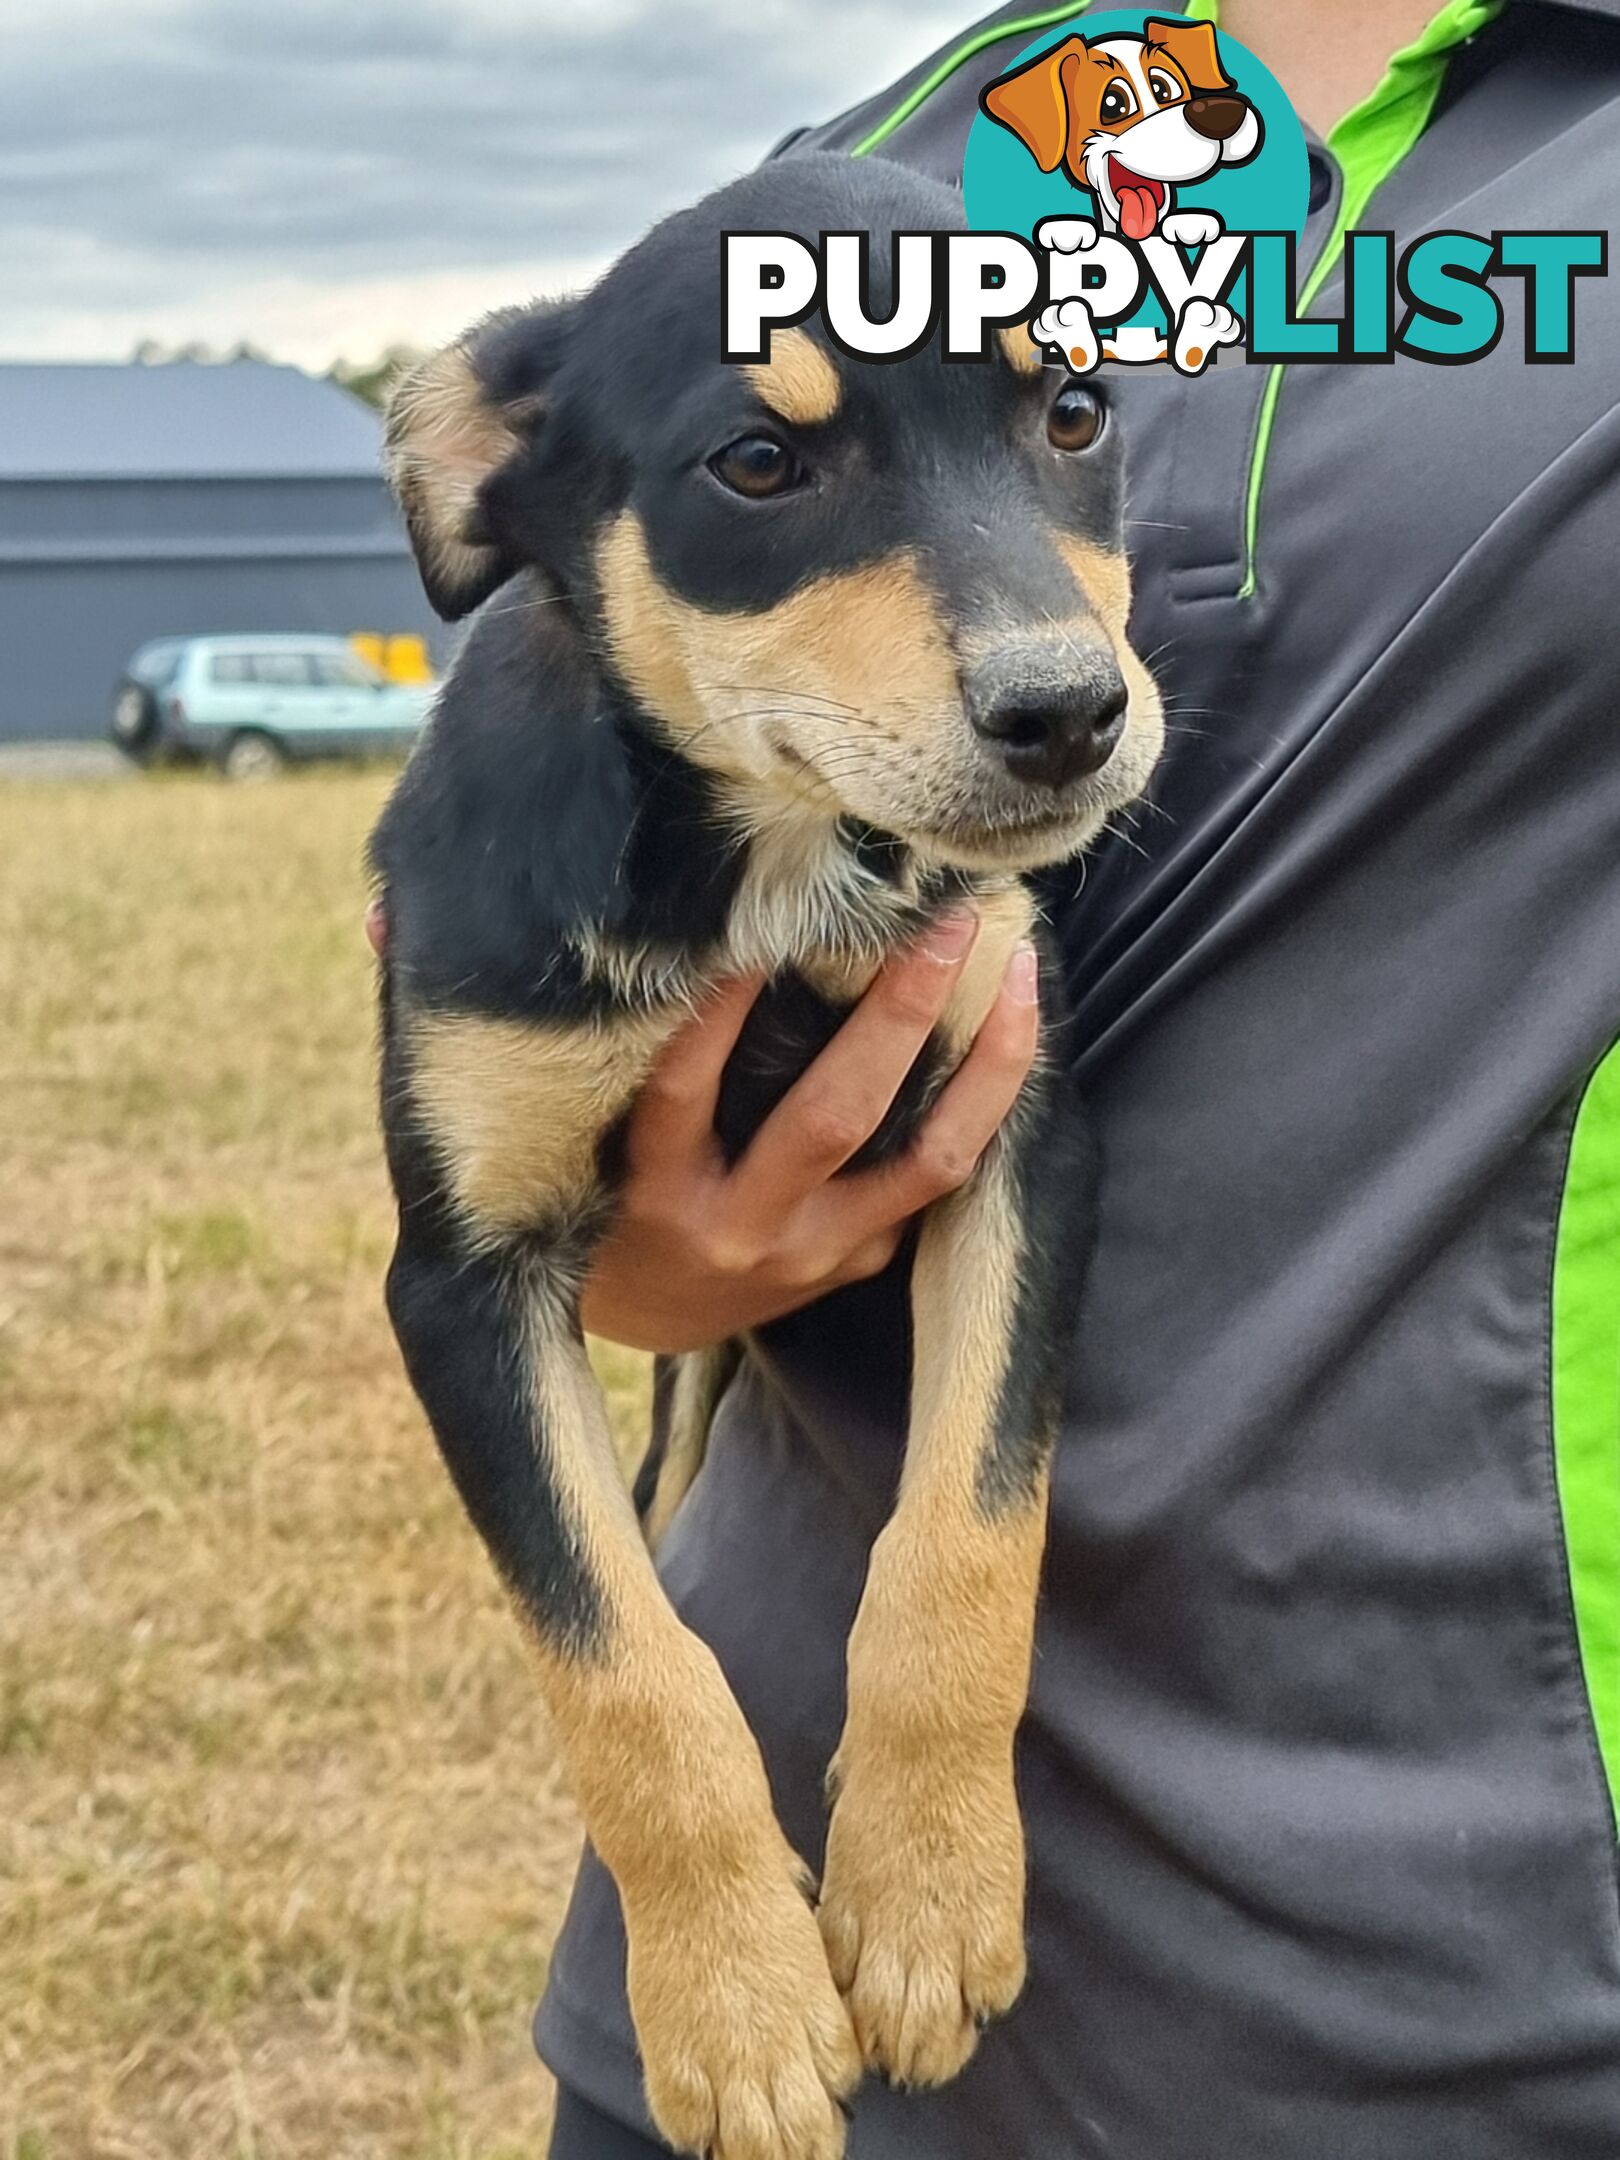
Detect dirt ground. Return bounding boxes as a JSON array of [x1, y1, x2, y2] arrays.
[[0, 768, 652, 2160]]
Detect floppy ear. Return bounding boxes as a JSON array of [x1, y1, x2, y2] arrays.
[[980, 37, 1090, 175], [1143, 17, 1235, 94], [385, 300, 575, 621]]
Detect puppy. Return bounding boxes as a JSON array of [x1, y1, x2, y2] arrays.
[[982, 15, 1263, 239], [371, 153, 1163, 2160]]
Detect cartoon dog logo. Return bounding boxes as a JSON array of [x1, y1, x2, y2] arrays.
[[980, 16, 1263, 241]]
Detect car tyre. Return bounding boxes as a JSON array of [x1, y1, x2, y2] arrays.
[[110, 682, 162, 764], [221, 730, 286, 783]]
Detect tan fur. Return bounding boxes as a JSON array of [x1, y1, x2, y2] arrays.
[[508, 1305, 860, 2156], [596, 512, 958, 753], [1053, 531, 1133, 641], [641, 1345, 737, 1550], [596, 512, 1046, 864], [819, 1142, 1046, 2085], [744, 329, 843, 427], [937, 881, 1035, 1055], [997, 322, 1045, 376], [596, 510, 1159, 879], [386, 339, 530, 607], [409, 1010, 677, 1242], [401, 1000, 861, 2149], [1052, 535, 1166, 803]]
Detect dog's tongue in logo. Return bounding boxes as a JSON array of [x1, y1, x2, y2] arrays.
[[1110, 160, 1165, 240]]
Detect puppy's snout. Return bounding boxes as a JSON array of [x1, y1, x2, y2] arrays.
[[969, 668, 1129, 790], [1186, 94, 1248, 142]]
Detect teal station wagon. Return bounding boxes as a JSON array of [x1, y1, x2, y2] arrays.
[[112, 635, 435, 778]]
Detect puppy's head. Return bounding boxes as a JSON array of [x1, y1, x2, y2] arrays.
[[388, 155, 1162, 874], [981, 20, 1262, 239]]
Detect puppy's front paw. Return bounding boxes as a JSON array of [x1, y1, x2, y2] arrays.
[[818, 1741, 1026, 2090], [626, 1846, 861, 2160]]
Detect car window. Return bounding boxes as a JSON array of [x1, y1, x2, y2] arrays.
[[132, 642, 184, 687], [309, 649, 382, 689], [250, 653, 316, 687], [209, 653, 253, 685]]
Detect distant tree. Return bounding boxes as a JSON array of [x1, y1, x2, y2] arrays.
[[328, 345, 426, 411], [128, 336, 269, 366], [125, 334, 422, 404]]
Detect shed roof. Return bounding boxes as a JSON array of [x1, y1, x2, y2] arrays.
[[0, 360, 387, 482]]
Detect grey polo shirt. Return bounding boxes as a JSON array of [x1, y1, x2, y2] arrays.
[[537, 5, 1620, 2152]]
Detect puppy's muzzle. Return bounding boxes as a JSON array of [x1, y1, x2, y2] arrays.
[[968, 658, 1129, 791], [1186, 94, 1249, 142]]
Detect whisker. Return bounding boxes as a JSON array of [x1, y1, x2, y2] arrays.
[[692, 681, 862, 715]]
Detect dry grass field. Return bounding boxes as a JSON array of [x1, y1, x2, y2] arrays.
[[0, 769, 652, 2160]]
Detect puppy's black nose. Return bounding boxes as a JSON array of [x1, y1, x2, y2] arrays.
[[1186, 94, 1249, 141], [970, 675, 1128, 790]]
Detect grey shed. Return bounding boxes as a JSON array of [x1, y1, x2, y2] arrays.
[[0, 359, 441, 742]]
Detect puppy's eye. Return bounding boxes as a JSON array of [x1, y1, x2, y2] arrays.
[[709, 435, 805, 500], [1148, 69, 1183, 106], [1099, 79, 1138, 123], [1048, 384, 1105, 454]]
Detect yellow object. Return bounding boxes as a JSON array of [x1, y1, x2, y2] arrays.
[[385, 634, 434, 685], [349, 632, 436, 684]]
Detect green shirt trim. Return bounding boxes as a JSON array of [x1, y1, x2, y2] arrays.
[[1553, 1045, 1620, 1827], [1235, 0, 1508, 596], [845, 0, 1509, 595], [851, 2, 1096, 159]]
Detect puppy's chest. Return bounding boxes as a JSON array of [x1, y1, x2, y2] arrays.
[[577, 817, 939, 1009], [410, 833, 1033, 1240]]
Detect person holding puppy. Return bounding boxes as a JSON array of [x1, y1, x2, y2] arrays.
[[381, 1, 1620, 2153]]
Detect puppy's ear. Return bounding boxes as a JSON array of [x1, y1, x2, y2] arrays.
[[1143, 17, 1234, 94], [980, 37, 1090, 174], [386, 300, 575, 621]]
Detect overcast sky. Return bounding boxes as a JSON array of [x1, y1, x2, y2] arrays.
[[2, 0, 968, 369]]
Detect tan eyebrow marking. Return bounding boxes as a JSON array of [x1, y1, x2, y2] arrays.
[[741, 329, 842, 427], [998, 324, 1044, 376]]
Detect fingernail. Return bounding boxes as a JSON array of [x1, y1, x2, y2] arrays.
[[1007, 942, 1040, 1004], [921, 908, 978, 964]]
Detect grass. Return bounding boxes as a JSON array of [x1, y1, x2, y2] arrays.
[[0, 769, 653, 2160]]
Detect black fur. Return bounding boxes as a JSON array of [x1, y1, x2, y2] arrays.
[[373, 154, 1136, 1663]]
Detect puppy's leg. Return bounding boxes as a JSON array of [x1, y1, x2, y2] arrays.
[[634, 1340, 743, 1550], [386, 989, 858, 2154], [389, 1232, 857, 2157], [818, 930, 1093, 2088]]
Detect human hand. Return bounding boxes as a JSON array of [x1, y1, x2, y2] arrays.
[[580, 911, 1040, 1353], [363, 898, 1040, 1356]]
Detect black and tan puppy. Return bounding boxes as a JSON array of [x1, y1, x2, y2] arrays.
[[371, 154, 1162, 2160]]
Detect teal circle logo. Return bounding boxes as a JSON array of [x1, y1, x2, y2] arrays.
[[963, 10, 1308, 361], [965, 11, 1307, 245]]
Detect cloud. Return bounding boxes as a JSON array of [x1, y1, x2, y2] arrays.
[[0, 0, 968, 366]]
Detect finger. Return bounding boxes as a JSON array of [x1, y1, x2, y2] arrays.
[[830, 1228, 905, 1288], [736, 907, 980, 1207], [627, 971, 766, 1166], [833, 941, 1040, 1233], [365, 897, 388, 957]]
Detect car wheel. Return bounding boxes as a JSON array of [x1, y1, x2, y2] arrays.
[[110, 683, 161, 763], [221, 731, 286, 782]]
